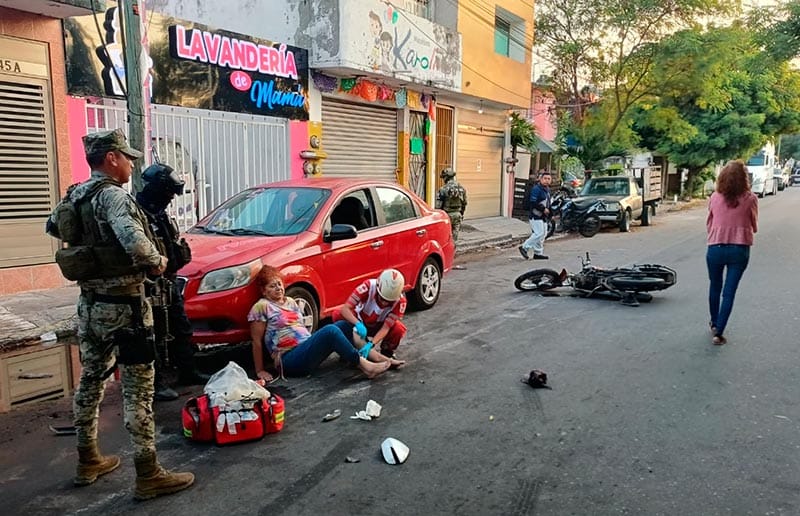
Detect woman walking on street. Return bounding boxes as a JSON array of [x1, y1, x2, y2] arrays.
[[706, 160, 758, 345]]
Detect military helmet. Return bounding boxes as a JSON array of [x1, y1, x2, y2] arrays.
[[440, 167, 456, 179], [142, 163, 185, 196]]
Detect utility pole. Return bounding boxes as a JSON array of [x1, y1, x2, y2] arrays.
[[120, 0, 148, 193]]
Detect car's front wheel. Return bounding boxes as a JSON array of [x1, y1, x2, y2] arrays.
[[408, 257, 441, 311], [285, 285, 319, 331]]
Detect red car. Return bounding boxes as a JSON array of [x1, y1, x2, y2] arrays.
[[177, 177, 455, 345]]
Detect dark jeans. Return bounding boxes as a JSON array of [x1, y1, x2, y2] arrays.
[[707, 244, 750, 336], [280, 321, 359, 376]]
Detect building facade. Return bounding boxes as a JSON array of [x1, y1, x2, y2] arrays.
[[0, 0, 100, 294], [0, 0, 533, 295]]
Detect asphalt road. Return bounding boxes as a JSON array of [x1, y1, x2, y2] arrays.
[[2, 189, 799, 515]]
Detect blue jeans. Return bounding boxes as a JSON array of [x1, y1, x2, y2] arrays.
[[707, 244, 750, 336], [280, 321, 359, 376], [522, 218, 547, 255]]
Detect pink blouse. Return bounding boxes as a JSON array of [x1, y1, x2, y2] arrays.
[[706, 192, 758, 246]]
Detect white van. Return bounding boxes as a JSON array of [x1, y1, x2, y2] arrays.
[[746, 143, 777, 197]]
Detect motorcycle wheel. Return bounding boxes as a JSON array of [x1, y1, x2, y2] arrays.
[[607, 276, 665, 292], [579, 215, 601, 237], [514, 269, 561, 291]]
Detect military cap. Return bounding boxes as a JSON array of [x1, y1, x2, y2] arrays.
[[83, 129, 143, 159]]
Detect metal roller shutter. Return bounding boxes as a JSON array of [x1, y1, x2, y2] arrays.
[[0, 75, 58, 267], [321, 98, 397, 181], [456, 109, 506, 219]]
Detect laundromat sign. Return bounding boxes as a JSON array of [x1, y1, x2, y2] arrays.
[[169, 24, 307, 117], [64, 7, 309, 120]]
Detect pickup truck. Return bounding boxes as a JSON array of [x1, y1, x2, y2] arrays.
[[577, 166, 662, 232]]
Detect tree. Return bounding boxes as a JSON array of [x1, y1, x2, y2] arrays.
[[535, 0, 734, 141], [632, 24, 800, 196], [510, 112, 537, 164]]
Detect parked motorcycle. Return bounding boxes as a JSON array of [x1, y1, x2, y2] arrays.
[[546, 189, 604, 238], [514, 252, 677, 306]]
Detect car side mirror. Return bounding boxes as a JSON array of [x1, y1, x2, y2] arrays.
[[323, 223, 358, 243]]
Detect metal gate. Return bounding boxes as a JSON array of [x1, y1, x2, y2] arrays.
[[85, 101, 289, 231], [408, 112, 427, 199]]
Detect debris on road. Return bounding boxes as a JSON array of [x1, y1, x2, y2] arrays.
[[774, 415, 791, 421], [49, 425, 76, 436], [365, 400, 382, 418], [522, 369, 552, 389], [322, 409, 342, 422], [345, 456, 360, 463], [350, 411, 372, 421]]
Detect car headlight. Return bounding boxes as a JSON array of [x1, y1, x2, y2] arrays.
[[602, 201, 620, 211], [197, 259, 262, 294]]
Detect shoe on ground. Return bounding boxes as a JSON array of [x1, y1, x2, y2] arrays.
[[533, 254, 549, 260], [134, 453, 194, 500], [74, 444, 121, 486], [518, 246, 530, 260], [154, 385, 179, 401]]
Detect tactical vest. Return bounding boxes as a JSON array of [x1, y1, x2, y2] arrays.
[[441, 183, 465, 213], [49, 179, 161, 281]]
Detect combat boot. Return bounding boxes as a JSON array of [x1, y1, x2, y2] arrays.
[[134, 452, 194, 500], [74, 443, 121, 486]]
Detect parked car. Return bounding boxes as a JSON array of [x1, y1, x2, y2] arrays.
[[773, 167, 790, 191], [562, 172, 583, 190], [575, 171, 662, 232], [791, 169, 800, 187], [177, 177, 456, 345]]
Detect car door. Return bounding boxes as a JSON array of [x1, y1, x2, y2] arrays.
[[320, 188, 388, 311], [374, 186, 425, 288], [627, 179, 643, 218]]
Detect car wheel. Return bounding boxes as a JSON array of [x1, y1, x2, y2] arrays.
[[619, 210, 631, 232], [408, 257, 441, 311], [285, 285, 319, 331]]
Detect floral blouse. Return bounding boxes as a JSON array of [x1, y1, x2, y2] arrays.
[[247, 297, 310, 355]]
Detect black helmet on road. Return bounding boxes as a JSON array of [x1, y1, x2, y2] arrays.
[[142, 163, 185, 196]]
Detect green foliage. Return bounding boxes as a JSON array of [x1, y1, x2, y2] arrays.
[[631, 23, 800, 196], [510, 113, 537, 151], [779, 134, 800, 160]]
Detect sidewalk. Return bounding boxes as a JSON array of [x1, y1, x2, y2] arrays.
[[0, 198, 704, 354]]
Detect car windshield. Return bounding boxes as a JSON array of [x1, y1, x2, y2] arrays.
[[582, 179, 629, 196], [197, 187, 331, 236], [747, 153, 765, 166]]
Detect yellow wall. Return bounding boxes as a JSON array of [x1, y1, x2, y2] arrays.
[[458, 0, 533, 108]]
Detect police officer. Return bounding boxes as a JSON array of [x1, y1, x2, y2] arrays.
[[136, 163, 209, 401], [46, 129, 194, 500], [435, 167, 468, 241]]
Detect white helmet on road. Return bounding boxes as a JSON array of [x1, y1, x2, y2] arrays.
[[378, 269, 405, 302]]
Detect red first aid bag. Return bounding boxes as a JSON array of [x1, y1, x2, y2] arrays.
[[182, 393, 284, 445]]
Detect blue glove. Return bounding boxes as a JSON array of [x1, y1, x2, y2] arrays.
[[354, 321, 368, 340], [358, 341, 374, 359]]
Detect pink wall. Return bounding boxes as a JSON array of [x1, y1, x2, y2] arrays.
[[531, 87, 557, 142], [67, 96, 90, 184], [289, 120, 307, 179]]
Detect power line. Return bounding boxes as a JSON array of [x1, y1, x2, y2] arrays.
[[394, 7, 532, 104]]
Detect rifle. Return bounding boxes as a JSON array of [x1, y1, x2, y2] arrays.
[[147, 276, 173, 367]]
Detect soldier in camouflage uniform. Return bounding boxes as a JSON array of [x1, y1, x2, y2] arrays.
[[46, 129, 194, 500], [435, 168, 468, 241]]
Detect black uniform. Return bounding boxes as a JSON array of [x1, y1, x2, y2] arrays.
[[136, 164, 207, 391]]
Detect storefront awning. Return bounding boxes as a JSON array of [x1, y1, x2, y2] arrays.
[[534, 135, 558, 153]]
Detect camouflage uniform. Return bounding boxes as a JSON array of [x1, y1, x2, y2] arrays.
[[436, 170, 468, 241], [54, 131, 163, 460]]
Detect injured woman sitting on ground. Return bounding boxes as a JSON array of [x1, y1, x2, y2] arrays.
[[248, 265, 403, 382]]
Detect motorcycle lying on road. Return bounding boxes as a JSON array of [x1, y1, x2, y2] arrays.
[[514, 252, 677, 306], [546, 189, 604, 239]]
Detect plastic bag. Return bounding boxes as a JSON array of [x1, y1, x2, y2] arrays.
[[204, 361, 269, 408]]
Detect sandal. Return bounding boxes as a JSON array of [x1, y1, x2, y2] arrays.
[[712, 334, 727, 345]]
